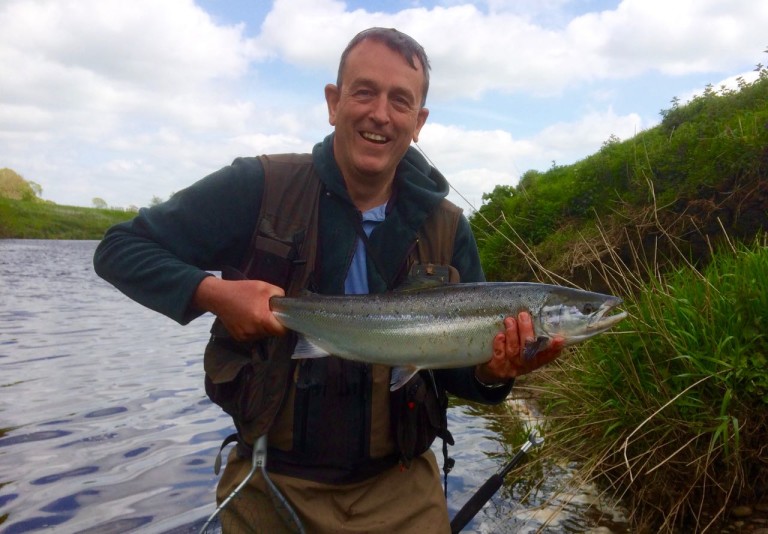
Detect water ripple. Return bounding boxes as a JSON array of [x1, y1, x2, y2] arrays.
[[0, 240, 628, 533], [31, 466, 100, 485], [0, 430, 71, 447]]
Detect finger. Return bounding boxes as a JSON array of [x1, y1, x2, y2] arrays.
[[532, 347, 563, 368], [266, 314, 288, 336], [550, 336, 565, 351], [504, 316, 519, 358], [492, 332, 506, 359], [517, 311, 535, 345]]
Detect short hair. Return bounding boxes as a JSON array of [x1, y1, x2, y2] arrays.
[[336, 27, 431, 107]]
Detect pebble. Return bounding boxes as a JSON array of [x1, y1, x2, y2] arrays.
[[732, 505, 753, 518]]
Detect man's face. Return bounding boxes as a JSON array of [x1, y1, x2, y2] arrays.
[[325, 39, 429, 188]]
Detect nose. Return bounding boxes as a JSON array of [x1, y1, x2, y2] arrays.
[[368, 95, 390, 125]]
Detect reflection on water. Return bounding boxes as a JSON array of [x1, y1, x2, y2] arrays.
[[0, 240, 627, 533]]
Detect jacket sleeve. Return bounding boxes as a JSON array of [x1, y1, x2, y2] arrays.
[[93, 157, 265, 325], [436, 214, 515, 404]]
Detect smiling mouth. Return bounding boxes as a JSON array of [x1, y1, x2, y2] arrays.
[[361, 131, 388, 144]]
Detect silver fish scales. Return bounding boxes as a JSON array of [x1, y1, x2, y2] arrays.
[[270, 282, 627, 390]]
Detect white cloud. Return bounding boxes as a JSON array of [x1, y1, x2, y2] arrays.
[[0, 0, 283, 206], [0, 0, 259, 136], [1, 0, 765, 208], [419, 106, 643, 210], [532, 108, 643, 161], [259, 0, 768, 99]]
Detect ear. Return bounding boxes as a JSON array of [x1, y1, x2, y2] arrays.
[[412, 107, 429, 143], [325, 84, 340, 126]]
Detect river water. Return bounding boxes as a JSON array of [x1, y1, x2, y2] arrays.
[[0, 239, 629, 533]]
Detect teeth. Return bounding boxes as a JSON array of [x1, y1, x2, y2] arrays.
[[362, 132, 387, 143]]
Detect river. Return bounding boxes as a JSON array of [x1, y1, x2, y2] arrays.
[[0, 239, 629, 533]]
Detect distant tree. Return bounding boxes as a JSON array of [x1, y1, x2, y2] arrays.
[[29, 181, 43, 197], [601, 134, 621, 149], [480, 184, 515, 206], [149, 195, 164, 207], [92, 197, 108, 209], [0, 168, 41, 201]]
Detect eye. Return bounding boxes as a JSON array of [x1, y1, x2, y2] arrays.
[[390, 93, 415, 112], [582, 303, 596, 314]]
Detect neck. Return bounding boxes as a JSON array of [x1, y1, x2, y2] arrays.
[[344, 176, 392, 212]]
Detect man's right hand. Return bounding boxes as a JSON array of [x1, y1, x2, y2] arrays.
[[192, 276, 287, 341]]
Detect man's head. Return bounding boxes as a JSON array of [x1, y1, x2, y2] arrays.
[[336, 27, 431, 107], [325, 28, 431, 201]]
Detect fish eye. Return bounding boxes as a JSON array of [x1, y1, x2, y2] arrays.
[[582, 303, 596, 314]]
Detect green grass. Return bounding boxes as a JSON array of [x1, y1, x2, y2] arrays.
[[0, 197, 133, 239], [518, 235, 768, 532]]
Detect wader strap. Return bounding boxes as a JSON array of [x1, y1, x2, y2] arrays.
[[214, 432, 240, 475], [443, 438, 455, 497]]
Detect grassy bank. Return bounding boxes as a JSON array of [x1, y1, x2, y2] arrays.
[[514, 235, 768, 532], [474, 65, 768, 531], [470, 72, 768, 289], [0, 197, 133, 239]]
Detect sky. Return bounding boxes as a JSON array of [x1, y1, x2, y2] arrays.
[[1, 0, 765, 211]]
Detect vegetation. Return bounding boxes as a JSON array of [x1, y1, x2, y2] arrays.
[[0, 168, 43, 202], [471, 68, 768, 288], [0, 167, 134, 239], [479, 65, 768, 531], [518, 237, 767, 532], [0, 197, 132, 240]]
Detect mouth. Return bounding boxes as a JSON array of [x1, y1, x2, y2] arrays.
[[588, 299, 627, 331], [361, 131, 389, 144]]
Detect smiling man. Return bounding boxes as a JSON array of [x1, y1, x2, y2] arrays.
[[94, 27, 562, 533], [325, 34, 429, 211]]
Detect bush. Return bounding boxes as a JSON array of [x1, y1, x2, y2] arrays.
[[533, 237, 768, 532]]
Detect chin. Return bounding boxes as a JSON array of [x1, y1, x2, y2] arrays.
[[353, 159, 390, 178]]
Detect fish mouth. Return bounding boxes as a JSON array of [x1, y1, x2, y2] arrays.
[[587, 298, 627, 332]]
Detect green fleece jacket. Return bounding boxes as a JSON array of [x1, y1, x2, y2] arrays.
[[94, 134, 511, 404]]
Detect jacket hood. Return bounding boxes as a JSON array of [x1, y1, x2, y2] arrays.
[[311, 133, 458, 293], [311, 133, 450, 213]]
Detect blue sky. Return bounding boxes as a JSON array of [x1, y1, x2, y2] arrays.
[[1, 0, 765, 210]]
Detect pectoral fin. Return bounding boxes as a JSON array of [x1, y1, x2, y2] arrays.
[[390, 365, 420, 391], [291, 335, 331, 359], [523, 336, 550, 361]]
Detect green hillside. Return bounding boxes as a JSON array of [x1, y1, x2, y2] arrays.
[[476, 69, 768, 532], [471, 72, 767, 289], [0, 197, 133, 239]]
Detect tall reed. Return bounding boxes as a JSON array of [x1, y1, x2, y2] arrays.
[[519, 234, 768, 532]]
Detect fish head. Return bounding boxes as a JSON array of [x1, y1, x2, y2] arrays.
[[535, 287, 627, 344]]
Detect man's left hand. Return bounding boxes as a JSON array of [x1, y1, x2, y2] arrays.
[[475, 312, 565, 385]]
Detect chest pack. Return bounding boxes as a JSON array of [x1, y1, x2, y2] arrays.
[[203, 153, 463, 479]]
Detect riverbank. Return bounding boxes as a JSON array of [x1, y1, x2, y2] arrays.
[[0, 197, 132, 239], [514, 238, 768, 533]]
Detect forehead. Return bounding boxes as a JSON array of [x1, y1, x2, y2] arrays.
[[341, 39, 425, 96]]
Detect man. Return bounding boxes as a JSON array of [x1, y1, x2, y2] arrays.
[[94, 27, 562, 533]]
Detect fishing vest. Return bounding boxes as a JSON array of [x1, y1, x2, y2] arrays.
[[204, 153, 462, 483]]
